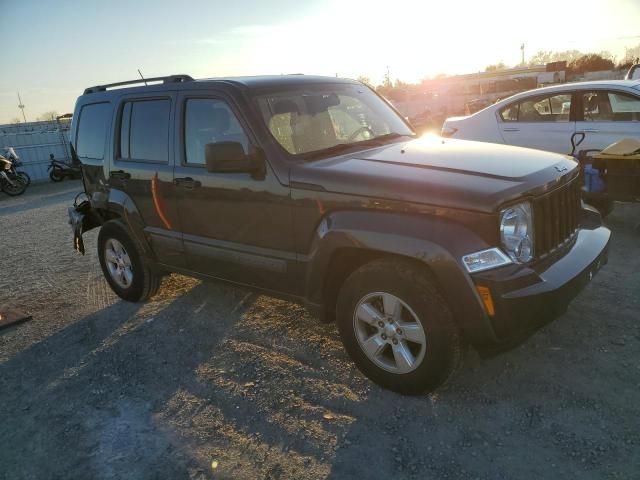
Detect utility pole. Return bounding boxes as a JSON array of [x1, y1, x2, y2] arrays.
[[17, 92, 27, 123], [520, 43, 525, 65]]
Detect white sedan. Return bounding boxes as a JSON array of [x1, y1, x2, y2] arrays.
[[442, 80, 640, 154]]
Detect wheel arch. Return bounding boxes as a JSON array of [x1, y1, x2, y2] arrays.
[[302, 209, 498, 344], [91, 188, 155, 260]]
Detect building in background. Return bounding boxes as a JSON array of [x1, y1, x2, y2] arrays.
[[0, 118, 72, 183], [392, 63, 568, 129]]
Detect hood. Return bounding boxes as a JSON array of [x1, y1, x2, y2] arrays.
[[290, 136, 578, 213]]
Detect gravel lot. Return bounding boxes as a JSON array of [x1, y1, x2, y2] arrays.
[[1, 181, 639, 480]]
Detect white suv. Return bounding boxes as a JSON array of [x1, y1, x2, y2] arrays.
[[442, 80, 640, 154]]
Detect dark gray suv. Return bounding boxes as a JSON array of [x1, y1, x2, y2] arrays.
[[69, 74, 610, 394]]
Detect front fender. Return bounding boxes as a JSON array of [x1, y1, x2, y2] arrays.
[[302, 210, 498, 344]]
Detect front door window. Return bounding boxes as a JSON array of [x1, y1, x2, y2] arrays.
[[184, 99, 249, 165]]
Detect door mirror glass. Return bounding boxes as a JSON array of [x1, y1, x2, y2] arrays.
[[205, 141, 258, 173]]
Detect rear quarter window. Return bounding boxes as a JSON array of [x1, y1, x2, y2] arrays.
[[76, 102, 111, 160], [499, 103, 518, 122]]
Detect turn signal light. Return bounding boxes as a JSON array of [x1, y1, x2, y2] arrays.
[[476, 286, 495, 317]]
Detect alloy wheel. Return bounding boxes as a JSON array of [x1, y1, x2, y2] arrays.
[[104, 238, 134, 289], [352, 292, 427, 374]]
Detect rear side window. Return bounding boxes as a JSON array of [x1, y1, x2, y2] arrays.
[[500, 103, 518, 122], [583, 91, 640, 121], [119, 99, 170, 162], [76, 103, 111, 160]]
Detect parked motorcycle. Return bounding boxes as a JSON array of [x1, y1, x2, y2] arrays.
[[0, 154, 28, 196], [2, 147, 30, 186], [48, 153, 82, 182]]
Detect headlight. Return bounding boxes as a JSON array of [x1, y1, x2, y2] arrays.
[[500, 201, 534, 263]]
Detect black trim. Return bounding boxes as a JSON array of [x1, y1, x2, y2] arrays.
[[290, 181, 327, 192], [182, 232, 294, 272]]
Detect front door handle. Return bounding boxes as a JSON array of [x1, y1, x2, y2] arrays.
[[503, 127, 520, 132], [173, 177, 201, 189], [580, 129, 599, 133], [110, 170, 131, 180]]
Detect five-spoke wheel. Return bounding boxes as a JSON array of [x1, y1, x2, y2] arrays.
[[104, 238, 134, 289], [337, 258, 462, 394], [98, 221, 161, 302], [353, 292, 427, 374]]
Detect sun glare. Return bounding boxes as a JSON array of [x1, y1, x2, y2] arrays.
[[228, 0, 639, 84]]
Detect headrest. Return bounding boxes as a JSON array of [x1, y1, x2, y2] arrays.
[[272, 99, 299, 115], [210, 108, 230, 132]]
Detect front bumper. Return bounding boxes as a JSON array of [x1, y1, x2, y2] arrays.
[[470, 224, 611, 352]]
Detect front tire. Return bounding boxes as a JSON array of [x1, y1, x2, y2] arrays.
[[336, 258, 462, 395], [589, 197, 614, 218], [2, 174, 27, 196], [98, 221, 161, 302]]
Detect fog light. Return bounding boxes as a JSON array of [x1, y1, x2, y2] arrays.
[[462, 247, 512, 273]]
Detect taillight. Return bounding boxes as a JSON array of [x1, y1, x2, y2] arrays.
[[440, 126, 458, 138]]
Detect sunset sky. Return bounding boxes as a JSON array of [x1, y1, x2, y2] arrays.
[[1, 0, 639, 123]]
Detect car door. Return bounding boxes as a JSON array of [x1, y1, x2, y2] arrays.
[[575, 89, 640, 151], [173, 91, 295, 293], [498, 91, 576, 153], [110, 91, 185, 267]]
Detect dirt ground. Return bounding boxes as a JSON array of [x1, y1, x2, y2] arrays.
[[1, 181, 639, 480]]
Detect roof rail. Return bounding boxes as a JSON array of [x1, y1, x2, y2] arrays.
[[84, 74, 194, 94]]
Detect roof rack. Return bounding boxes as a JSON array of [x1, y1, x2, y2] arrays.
[[84, 74, 194, 94]]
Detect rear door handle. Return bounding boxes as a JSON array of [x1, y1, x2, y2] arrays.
[[503, 127, 520, 132], [580, 129, 599, 133], [173, 177, 201, 189], [110, 170, 131, 180]]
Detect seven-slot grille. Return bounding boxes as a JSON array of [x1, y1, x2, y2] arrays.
[[533, 173, 581, 258]]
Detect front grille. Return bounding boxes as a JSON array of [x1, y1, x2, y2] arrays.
[[533, 174, 581, 258]]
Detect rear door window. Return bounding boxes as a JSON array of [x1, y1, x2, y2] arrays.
[[76, 102, 111, 160], [119, 99, 171, 162], [518, 94, 571, 122]]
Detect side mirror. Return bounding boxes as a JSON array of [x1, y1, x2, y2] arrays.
[[204, 141, 262, 175]]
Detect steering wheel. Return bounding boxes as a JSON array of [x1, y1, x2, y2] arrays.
[[347, 126, 375, 142]]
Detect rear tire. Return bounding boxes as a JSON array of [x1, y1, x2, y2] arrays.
[[18, 171, 31, 186], [49, 167, 64, 182], [336, 258, 462, 395], [98, 221, 161, 302]]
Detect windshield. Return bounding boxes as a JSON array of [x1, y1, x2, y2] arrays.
[[255, 83, 414, 157]]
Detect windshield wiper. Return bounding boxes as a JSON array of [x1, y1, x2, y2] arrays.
[[362, 132, 416, 145], [301, 133, 415, 161], [302, 143, 359, 161]]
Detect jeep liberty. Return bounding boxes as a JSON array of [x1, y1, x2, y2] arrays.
[[68, 74, 611, 394]]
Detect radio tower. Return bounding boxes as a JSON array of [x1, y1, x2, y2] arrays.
[[17, 92, 27, 123]]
